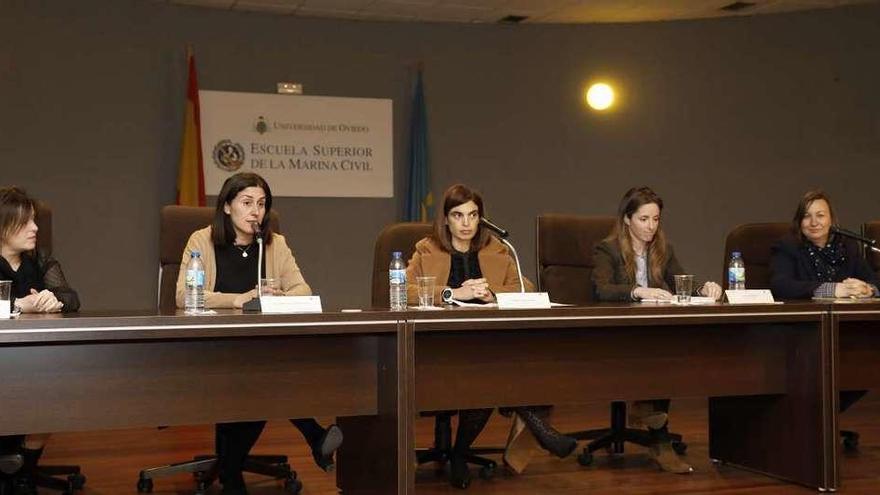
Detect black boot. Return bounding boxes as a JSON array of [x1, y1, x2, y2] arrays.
[[449, 409, 492, 490], [516, 408, 577, 458]]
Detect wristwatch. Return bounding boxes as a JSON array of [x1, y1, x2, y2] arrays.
[[441, 287, 454, 304]]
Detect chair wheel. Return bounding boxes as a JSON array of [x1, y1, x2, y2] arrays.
[[136, 477, 153, 493], [450, 477, 470, 490], [284, 476, 303, 494], [577, 451, 594, 466], [68, 473, 86, 490], [478, 463, 496, 480], [843, 436, 859, 451], [672, 441, 687, 455]]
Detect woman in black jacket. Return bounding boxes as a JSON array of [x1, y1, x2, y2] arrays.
[[770, 189, 877, 450], [0, 186, 81, 493], [770, 190, 877, 300]]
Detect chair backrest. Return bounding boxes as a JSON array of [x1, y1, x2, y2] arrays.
[[158, 205, 280, 312], [863, 220, 880, 277], [370, 222, 433, 309], [721, 222, 789, 290], [34, 201, 52, 254], [536, 214, 615, 305]]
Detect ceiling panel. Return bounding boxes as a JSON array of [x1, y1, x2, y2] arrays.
[[165, 0, 879, 23]]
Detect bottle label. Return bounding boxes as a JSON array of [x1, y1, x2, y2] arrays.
[[186, 269, 205, 287], [728, 267, 745, 284], [389, 269, 406, 284]]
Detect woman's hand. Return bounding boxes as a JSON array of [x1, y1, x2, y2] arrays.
[[453, 278, 495, 302], [632, 287, 674, 301], [836, 278, 874, 298], [17, 289, 63, 313], [233, 289, 259, 308], [700, 281, 723, 300]]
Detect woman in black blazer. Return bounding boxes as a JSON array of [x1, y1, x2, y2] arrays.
[[770, 189, 877, 449], [770, 190, 878, 299]]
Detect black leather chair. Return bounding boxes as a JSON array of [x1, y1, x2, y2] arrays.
[[723, 222, 862, 451], [136, 205, 300, 495], [535, 214, 686, 466], [0, 203, 86, 495], [371, 222, 503, 486]]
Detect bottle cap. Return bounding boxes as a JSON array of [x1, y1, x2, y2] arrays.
[[732, 251, 741, 257], [191, 250, 200, 257], [392, 251, 402, 258]]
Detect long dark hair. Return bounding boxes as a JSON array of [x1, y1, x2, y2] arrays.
[[211, 173, 275, 246], [791, 190, 836, 241], [0, 186, 37, 247], [605, 186, 668, 286], [431, 184, 491, 253]]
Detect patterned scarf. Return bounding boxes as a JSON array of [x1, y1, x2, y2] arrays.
[[804, 235, 847, 282]]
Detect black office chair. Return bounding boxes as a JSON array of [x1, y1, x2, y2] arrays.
[[535, 214, 687, 466], [723, 222, 862, 451], [0, 204, 86, 495], [136, 206, 300, 495], [371, 222, 503, 487]]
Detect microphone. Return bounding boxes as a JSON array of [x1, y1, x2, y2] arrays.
[[480, 217, 509, 239], [480, 217, 524, 292], [831, 226, 877, 247], [251, 221, 263, 239]]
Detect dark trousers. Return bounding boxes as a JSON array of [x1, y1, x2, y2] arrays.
[[214, 418, 325, 486]]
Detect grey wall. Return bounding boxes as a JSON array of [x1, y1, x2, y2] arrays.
[[2, 0, 879, 310]]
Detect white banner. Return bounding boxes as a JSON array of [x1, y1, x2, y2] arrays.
[[200, 90, 392, 197]]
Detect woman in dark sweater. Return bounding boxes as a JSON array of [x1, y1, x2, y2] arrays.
[[0, 186, 80, 492]]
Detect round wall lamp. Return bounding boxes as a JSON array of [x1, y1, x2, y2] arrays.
[[585, 82, 615, 111]]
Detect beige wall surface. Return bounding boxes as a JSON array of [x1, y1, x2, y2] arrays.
[[1, 0, 878, 310]]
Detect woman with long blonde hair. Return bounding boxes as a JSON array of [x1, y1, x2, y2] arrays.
[[591, 186, 722, 474]]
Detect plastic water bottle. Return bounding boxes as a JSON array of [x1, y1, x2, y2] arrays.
[[185, 251, 206, 314], [389, 251, 407, 311], [728, 251, 746, 290]]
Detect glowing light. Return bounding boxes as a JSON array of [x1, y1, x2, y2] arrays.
[[585, 83, 615, 111]]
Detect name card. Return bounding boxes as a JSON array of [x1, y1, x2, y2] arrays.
[[260, 296, 323, 314], [725, 289, 776, 305], [496, 292, 552, 310]]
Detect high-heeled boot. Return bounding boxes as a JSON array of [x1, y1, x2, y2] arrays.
[[630, 401, 692, 474], [515, 408, 577, 459]]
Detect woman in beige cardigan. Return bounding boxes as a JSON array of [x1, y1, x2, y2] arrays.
[[406, 184, 576, 488], [175, 173, 339, 495]]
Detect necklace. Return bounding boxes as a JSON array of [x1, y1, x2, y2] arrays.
[[235, 244, 252, 258]]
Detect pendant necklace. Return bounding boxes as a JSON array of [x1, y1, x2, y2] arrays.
[[236, 244, 251, 258]]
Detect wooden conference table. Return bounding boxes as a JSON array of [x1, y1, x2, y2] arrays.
[[0, 302, 865, 493]]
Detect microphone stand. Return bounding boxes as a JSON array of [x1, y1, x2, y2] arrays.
[[243, 225, 265, 312], [496, 236, 526, 293]]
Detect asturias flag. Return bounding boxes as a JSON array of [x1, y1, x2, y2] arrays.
[[405, 68, 432, 222]]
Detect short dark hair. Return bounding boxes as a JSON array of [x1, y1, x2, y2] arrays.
[[211, 172, 275, 246], [0, 186, 37, 246], [431, 184, 491, 253], [791, 190, 836, 240]]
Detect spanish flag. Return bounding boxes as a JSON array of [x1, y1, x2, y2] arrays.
[[176, 47, 205, 206]]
